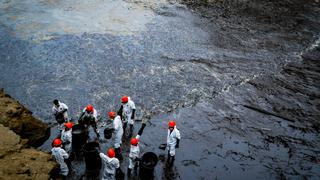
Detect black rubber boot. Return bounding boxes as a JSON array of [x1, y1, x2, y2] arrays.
[[169, 155, 175, 167], [166, 151, 171, 166], [115, 148, 123, 161], [134, 162, 138, 176], [127, 168, 132, 177]]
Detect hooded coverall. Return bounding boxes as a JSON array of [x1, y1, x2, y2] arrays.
[[100, 153, 120, 180], [81, 107, 98, 122], [167, 127, 181, 156], [128, 135, 140, 169], [79, 107, 99, 134], [61, 129, 72, 154], [113, 115, 123, 148], [51, 147, 69, 176], [52, 101, 69, 121], [52, 101, 68, 130], [122, 98, 136, 125]]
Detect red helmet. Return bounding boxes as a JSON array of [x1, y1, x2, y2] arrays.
[[107, 148, 115, 158], [65, 122, 73, 129], [53, 138, 62, 147], [108, 111, 116, 118], [168, 120, 176, 128], [86, 104, 93, 112], [130, 138, 139, 146], [121, 96, 129, 103]]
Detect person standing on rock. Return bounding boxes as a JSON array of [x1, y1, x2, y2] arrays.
[[166, 120, 181, 167], [108, 111, 123, 161], [52, 99, 69, 130], [99, 148, 122, 180], [61, 122, 73, 154], [51, 138, 69, 178], [117, 96, 136, 137]]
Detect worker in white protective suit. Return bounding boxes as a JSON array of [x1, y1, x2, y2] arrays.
[[108, 111, 123, 160], [127, 123, 146, 177], [51, 138, 69, 178], [52, 99, 69, 130], [118, 96, 136, 137], [79, 104, 99, 136], [127, 137, 140, 177], [61, 122, 73, 154], [166, 120, 181, 167], [100, 148, 121, 180]]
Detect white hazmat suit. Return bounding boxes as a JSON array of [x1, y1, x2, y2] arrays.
[[100, 153, 120, 180], [51, 147, 69, 176], [122, 98, 136, 125], [167, 127, 181, 156], [113, 115, 123, 148], [81, 107, 98, 122], [52, 101, 69, 121], [128, 135, 140, 169], [61, 129, 72, 154]]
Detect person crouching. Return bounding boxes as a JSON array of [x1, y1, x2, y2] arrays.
[[51, 138, 69, 179]]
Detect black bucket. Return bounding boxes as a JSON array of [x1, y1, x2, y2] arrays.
[[72, 124, 87, 156], [139, 152, 158, 180], [83, 142, 102, 178], [104, 127, 113, 139]]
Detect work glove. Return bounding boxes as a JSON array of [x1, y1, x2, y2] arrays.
[[175, 139, 180, 148], [131, 109, 136, 119]]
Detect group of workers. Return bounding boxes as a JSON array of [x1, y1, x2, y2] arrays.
[[50, 96, 181, 179]]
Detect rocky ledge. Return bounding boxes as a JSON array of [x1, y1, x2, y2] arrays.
[[0, 89, 50, 147], [0, 90, 57, 179]]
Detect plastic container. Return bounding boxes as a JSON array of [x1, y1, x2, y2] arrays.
[[83, 142, 102, 178], [139, 152, 158, 180], [72, 124, 87, 155]]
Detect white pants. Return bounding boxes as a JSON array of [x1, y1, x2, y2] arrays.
[[128, 157, 137, 169], [60, 162, 69, 176], [168, 145, 176, 156], [102, 173, 115, 180], [124, 115, 134, 125], [114, 130, 123, 148], [63, 143, 71, 154]]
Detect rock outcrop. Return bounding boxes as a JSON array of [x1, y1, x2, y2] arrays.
[[0, 124, 57, 179], [0, 89, 50, 147], [0, 89, 57, 179]]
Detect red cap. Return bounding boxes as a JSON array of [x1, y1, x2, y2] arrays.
[[121, 96, 129, 103], [53, 138, 62, 147], [86, 104, 93, 112], [107, 148, 115, 158], [130, 138, 139, 146], [108, 111, 116, 118], [168, 120, 176, 128], [64, 122, 73, 129]]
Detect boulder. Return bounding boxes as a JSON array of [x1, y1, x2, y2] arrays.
[[0, 89, 50, 147], [0, 124, 57, 179]]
